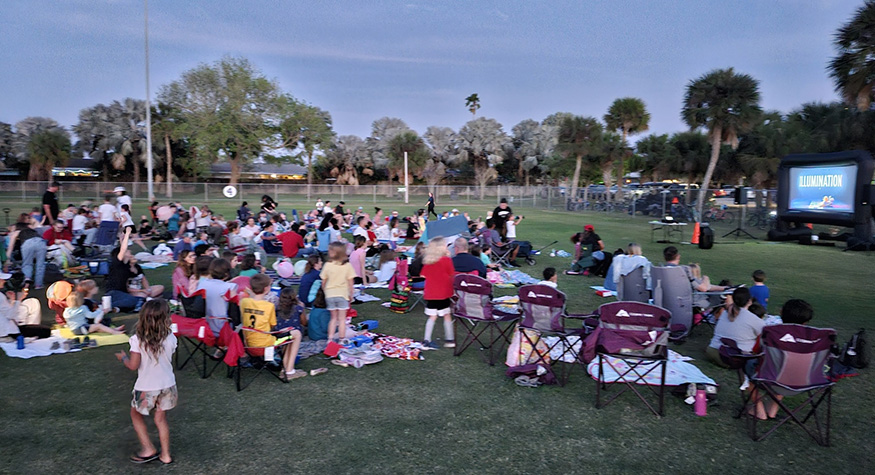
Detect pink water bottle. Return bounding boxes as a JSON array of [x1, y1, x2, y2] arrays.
[[694, 389, 708, 416]]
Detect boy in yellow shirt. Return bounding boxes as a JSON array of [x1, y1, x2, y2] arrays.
[[240, 273, 305, 381]]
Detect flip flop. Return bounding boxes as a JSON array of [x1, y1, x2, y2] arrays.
[[130, 452, 160, 464], [310, 368, 328, 376]]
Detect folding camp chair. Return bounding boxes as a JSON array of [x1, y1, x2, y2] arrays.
[[592, 301, 671, 417], [92, 221, 120, 252], [452, 274, 521, 365], [617, 266, 650, 303], [234, 327, 297, 391], [651, 266, 699, 341], [744, 324, 837, 446], [173, 287, 226, 378], [719, 337, 763, 411], [517, 284, 593, 386]]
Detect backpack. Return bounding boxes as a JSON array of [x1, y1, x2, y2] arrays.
[[389, 287, 410, 314], [839, 328, 870, 369]]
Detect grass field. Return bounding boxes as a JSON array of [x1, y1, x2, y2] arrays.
[[1, 197, 873, 474]]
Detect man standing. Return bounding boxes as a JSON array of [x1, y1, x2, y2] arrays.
[[42, 182, 61, 225], [492, 198, 513, 238]]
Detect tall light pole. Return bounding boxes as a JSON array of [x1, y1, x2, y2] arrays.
[[144, 0, 154, 201], [404, 151, 409, 204]]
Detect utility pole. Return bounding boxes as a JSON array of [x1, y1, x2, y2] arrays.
[[145, 0, 154, 201]]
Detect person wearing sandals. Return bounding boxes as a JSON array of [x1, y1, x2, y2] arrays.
[[116, 299, 177, 465], [420, 236, 456, 349], [241, 274, 306, 381]]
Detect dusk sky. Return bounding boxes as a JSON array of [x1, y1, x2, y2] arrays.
[[0, 0, 861, 142]]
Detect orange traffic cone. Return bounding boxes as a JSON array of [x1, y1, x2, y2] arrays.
[[691, 222, 700, 245]]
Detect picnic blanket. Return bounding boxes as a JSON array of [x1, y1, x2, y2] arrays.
[[362, 282, 390, 289], [488, 269, 540, 286], [365, 332, 423, 360], [0, 336, 79, 359], [354, 292, 381, 303], [586, 349, 717, 387], [297, 339, 328, 359], [56, 327, 130, 347]]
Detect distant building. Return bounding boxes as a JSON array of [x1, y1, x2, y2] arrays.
[[210, 163, 307, 181], [52, 158, 100, 178]]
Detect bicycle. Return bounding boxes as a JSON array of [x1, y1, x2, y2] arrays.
[[703, 206, 734, 223], [746, 207, 775, 230]]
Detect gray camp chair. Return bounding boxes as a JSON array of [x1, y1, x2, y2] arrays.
[[617, 266, 650, 303], [651, 266, 694, 341]]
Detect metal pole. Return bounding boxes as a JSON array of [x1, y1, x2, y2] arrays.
[[144, 0, 154, 201], [403, 151, 409, 204]]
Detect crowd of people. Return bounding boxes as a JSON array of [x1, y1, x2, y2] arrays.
[[0, 185, 822, 464]]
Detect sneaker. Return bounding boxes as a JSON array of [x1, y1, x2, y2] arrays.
[[443, 340, 456, 348], [424, 340, 439, 349], [331, 359, 349, 367], [284, 370, 307, 380], [564, 270, 581, 275]]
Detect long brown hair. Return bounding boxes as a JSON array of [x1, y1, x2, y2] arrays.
[[728, 287, 751, 322], [176, 250, 193, 278], [135, 299, 172, 358]]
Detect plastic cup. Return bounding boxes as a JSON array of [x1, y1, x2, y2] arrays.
[[102, 296, 112, 312]]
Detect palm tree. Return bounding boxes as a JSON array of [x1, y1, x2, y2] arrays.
[[669, 131, 710, 205], [465, 93, 481, 117], [828, 1, 875, 110], [596, 131, 625, 201], [604, 97, 650, 198], [556, 116, 602, 205], [422, 126, 459, 195], [387, 131, 430, 186], [682, 67, 762, 219], [455, 117, 509, 199], [635, 133, 674, 181]]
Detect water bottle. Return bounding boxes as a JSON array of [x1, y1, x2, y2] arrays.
[[16, 335, 25, 350], [694, 388, 708, 416]]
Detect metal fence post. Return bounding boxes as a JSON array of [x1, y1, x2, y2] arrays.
[[372, 185, 376, 203], [204, 183, 207, 203]]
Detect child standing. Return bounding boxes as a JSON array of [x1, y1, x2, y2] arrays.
[[420, 237, 455, 349], [320, 242, 356, 343], [749, 270, 769, 310], [116, 299, 177, 465], [241, 274, 305, 381]]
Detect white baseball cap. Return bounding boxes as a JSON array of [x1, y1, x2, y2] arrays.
[[0, 272, 12, 280], [113, 186, 125, 192]]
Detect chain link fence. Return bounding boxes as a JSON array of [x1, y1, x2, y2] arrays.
[[0, 180, 777, 226]]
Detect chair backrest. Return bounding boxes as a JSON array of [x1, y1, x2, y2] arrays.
[[757, 324, 836, 390], [179, 287, 207, 320], [617, 266, 649, 303], [518, 284, 566, 332], [95, 221, 120, 246], [651, 266, 693, 332], [597, 301, 671, 331], [452, 274, 494, 321], [388, 258, 409, 290], [230, 276, 251, 293]]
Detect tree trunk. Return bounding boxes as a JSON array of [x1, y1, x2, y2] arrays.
[[569, 155, 583, 207], [133, 154, 140, 184], [230, 156, 240, 186], [617, 128, 627, 201], [164, 133, 173, 198], [306, 150, 314, 201], [686, 173, 694, 205], [601, 162, 613, 202], [696, 126, 723, 221]]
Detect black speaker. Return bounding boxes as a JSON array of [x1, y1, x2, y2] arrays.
[[734, 187, 748, 205], [698, 224, 714, 249]]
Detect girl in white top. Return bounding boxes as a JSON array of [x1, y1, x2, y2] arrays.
[[116, 299, 177, 465], [119, 204, 148, 250], [375, 249, 398, 283], [239, 217, 261, 240]]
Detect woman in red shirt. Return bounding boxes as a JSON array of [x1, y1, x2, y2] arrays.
[[420, 236, 455, 349]]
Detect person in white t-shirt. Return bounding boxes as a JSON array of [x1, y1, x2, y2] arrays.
[[114, 186, 132, 215], [71, 207, 98, 245], [538, 267, 558, 289], [194, 205, 212, 229], [98, 195, 118, 222], [115, 299, 177, 465], [322, 200, 333, 217], [505, 215, 523, 241]]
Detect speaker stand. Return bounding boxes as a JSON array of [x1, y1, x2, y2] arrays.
[[722, 203, 757, 239]]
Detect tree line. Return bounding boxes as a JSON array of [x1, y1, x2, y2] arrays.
[[2, 1, 875, 216]]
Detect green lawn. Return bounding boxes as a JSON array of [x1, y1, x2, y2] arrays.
[[1, 198, 873, 474]]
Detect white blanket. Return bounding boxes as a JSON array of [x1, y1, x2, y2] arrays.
[[0, 337, 79, 359]]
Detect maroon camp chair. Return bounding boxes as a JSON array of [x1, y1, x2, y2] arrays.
[[592, 301, 671, 417], [452, 274, 520, 365], [745, 324, 837, 446], [719, 337, 764, 412], [517, 284, 593, 386]]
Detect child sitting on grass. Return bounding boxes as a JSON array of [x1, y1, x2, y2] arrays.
[[116, 299, 176, 465], [240, 273, 305, 381], [64, 287, 124, 335]]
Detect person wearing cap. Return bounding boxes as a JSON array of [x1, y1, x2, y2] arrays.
[[566, 225, 605, 276], [492, 198, 513, 238], [114, 186, 132, 216], [42, 181, 61, 225]]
